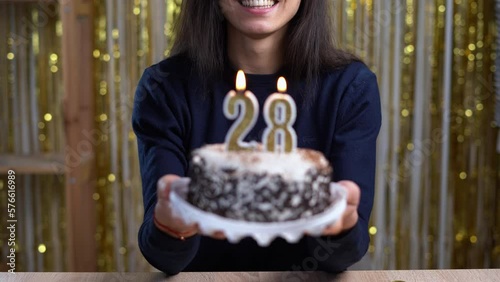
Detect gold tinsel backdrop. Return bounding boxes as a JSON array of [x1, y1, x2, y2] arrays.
[[0, 0, 499, 272], [0, 1, 67, 272]]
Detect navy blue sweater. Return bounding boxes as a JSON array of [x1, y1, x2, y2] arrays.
[[132, 55, 381, 274]]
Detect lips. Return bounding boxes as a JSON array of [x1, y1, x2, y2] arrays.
[[239, 0, 278, 9]]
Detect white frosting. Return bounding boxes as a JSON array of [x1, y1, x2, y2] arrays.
[[193, 144, 330, 181]]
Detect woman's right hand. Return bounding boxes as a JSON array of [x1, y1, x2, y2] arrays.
[[154, 174, 198, 239]]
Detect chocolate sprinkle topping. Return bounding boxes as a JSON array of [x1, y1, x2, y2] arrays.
[[187, 145, 333, 222]]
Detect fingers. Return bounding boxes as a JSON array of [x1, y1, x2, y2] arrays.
[[321, 181, 361, 236], [155, 174, 199, 239], [322, 218, 343, 235], [321, 209, 358, 235], [337, 180, 360, 206], [157, 174, 181, 201], [211, 231, 226, 240]]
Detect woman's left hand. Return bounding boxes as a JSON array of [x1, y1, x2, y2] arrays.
[[321, 180, 360, 236]]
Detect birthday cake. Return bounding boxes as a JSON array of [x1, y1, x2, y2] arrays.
[[186, 144, 332, 222]]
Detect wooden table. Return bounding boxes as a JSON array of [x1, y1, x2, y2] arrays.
[[1, 269, 499, 282]]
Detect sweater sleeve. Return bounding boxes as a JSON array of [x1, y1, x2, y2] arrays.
[[306, 66, 382, 273], [132, 66, 200, 275]]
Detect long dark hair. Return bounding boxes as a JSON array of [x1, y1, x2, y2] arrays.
[[171, 0, 358, 95]]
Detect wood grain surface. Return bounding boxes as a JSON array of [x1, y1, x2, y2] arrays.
[[2, 269, 499, 282]]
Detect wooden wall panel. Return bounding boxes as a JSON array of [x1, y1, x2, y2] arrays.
[[60, 0, 96, 272]]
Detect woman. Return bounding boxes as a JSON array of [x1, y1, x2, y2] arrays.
[[132, 0, 381, 274]]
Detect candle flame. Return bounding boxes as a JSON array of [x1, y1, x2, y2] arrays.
[[277, 77, 287, 92], [236, 70, 246, 91]]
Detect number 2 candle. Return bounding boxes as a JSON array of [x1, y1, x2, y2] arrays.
[[223, 70, 259, 151]]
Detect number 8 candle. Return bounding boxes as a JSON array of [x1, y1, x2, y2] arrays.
[[262, 77, 298, 153], [223, 70, 259, 151]]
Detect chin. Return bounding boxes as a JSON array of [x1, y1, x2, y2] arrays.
[[240, 23, 279, 37]]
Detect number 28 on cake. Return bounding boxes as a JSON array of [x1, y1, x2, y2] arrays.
[[187, 71, 333, 223]]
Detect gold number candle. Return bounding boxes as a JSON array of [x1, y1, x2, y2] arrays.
[[224, 70, 259, 151], [262, 77, 298, 153]]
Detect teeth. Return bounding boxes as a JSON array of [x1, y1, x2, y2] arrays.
[[240, 0, 276, 8]]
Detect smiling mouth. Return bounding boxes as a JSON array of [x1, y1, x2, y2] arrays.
[[239, 0, 278, 9]]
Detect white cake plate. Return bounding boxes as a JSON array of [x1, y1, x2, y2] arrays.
[[169, 177, 347, 247]]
